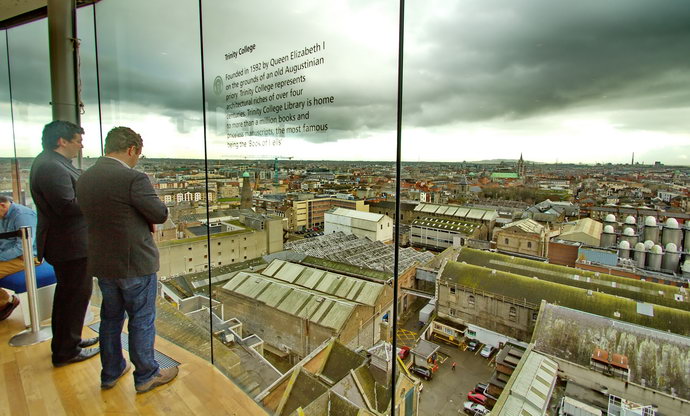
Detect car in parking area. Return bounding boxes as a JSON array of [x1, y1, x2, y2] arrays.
[[463, 401, 489, 415], [466, 339, 480, 352], [473, 383, 488, 394], [467, 391, 487, 405], [480, 345, 495, 358], [397, 346, 411, 360], [410, 365, 432, 381]]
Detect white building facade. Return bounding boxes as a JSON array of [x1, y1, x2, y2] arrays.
[[324, 207, 393, 242]]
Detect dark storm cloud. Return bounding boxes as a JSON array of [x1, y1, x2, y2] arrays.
[[3, 0, 690, 145], [402, 0, 690, 128]]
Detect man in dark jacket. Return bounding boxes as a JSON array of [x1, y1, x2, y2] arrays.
[[76, 127, 177, 393], [29, 120, 99, 366]]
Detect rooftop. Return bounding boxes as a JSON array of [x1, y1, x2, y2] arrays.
[[440, 261, 690, 335], [456, 247, 690, 312], [285, 232, 433, 274], [533, 303, 690, 401]]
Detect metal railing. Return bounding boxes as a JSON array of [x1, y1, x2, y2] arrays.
[[1, 226, 52, 346]]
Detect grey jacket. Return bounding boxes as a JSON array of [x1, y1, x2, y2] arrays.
[[76, 157, 168, 278], [29, 150, 87, 263]]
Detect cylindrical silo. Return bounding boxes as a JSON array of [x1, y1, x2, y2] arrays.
[[618, 240, 631, 259], [647, 244, 663, 271], [604, 214, 617, 232], [683, 223, 690, 253], [633, 242, 646, 268], [624, 215, 637, 235], [643, 216, 660, 244], [621, 227, 638, 247], [662, 243, 680, 272], [662, 218, 682, 247], [600, 225, 617, 248]]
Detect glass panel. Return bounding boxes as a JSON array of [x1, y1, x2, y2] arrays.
[[6, 19, 51, 210], [201, 0, 399, 411], [76, 5, 104, 161], [403, 1, 690, 415], [0, 30, 17, 202], [93, 0, 209, 365]]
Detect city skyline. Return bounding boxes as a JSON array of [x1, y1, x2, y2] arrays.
[[2, 0, 690, 165]]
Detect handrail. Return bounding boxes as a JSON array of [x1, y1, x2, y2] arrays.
[[9, 226, 53, 347]]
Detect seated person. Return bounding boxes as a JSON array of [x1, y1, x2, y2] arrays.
[[0, 195, 38, 321]]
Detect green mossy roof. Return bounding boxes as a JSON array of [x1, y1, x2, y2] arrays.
[[441, 261, 690, 336], [457, 248, 689, 312]]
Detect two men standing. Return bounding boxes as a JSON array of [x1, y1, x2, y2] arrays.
[[76, 126, 177, 392], [27, 120, 176, 393]]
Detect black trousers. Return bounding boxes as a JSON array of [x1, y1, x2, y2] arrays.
[[50, 257, 92, 363]]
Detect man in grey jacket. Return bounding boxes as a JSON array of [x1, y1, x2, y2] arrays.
[[77, 127, 177, 393]]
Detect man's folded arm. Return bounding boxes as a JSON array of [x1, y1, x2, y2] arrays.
[[130, 173, 168, 225], [38, 165, 82, 217]]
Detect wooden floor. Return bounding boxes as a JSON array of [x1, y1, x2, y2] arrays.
[[0, 305, 268, 416]]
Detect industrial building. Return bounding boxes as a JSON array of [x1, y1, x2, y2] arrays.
[[600, 214, 690, 278], [324, 207, 393, 242], [212, 259, 392, 362]]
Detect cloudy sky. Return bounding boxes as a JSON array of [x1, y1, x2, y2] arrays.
[[2, 0, 690, 164]]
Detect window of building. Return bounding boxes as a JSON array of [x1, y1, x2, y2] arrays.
[[527, 242, 532, 248], [188, 247, 192, 250], [188, 258, 192, 261], [217, 242, 221, 246], [468, 295, 475, 306], [504, 238, 509, 244], [203, 254, 207, 259], [532, 312, 538, 322], [509, 306, 517, 322], [449, 308, 456, 316], [450, 287, 456, 295]]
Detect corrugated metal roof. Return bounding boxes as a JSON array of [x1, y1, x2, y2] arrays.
[[453, 207, 470, 218], [330, 207, 384, 222], [319, 302, 354, 329], [275, 290, 311, 315], [421, 204, 440, 213], [436, 206, 450, 215], [256, 284, 292, 308], [273, 262, 305, 283], [502, 218, 544, 234], [445, 206, 459, 216]]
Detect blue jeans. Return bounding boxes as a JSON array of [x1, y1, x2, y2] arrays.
[[98, 274, 160, 386]]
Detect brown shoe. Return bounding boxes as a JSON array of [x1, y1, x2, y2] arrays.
[[135, 367, 179, 394], [0, 295, 20, 321], [101, 361, 132, 390]]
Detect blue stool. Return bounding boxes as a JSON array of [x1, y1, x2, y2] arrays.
[[0, 262, 57, 326]]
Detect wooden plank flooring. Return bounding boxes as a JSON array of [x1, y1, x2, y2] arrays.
[[0, 306, 268, 416]]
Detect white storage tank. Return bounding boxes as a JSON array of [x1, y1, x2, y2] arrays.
[[647, 244, 663, 271], [662, 243, 680, 272], [604, 214, 617, 232], [624, 215, 637, 234], [643, 216, 659, 244], [621, 227, 638, 246], [633, 242, 646, 268], [600, 225, 617, 248], [618, 240, 631, 259], [684, 222, 690, 253], [661, 218, 682, 247]]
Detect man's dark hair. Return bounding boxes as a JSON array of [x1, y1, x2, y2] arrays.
[[41, 120, 84, 150], [104, 127, 143, 154], [0, 195, 12, 204]]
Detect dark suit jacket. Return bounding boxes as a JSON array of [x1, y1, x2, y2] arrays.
[[29, 150, 87, 263], [76, 157, 168, 279]]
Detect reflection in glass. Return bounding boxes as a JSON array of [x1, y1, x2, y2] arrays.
[[200, 1, 406, 413]]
